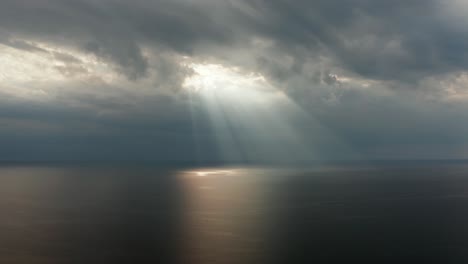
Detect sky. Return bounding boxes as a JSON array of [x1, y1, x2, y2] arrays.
[[2, 0, 468, 163]]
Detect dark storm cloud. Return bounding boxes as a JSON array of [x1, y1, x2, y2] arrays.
[[0, 38, 48, 53], [2, 0, 468, 82], [0, 0, 234, 80], [0, 85, 218, 161], [231, 0, 468, 82], [179, 0, 468, 85], [2, 0, 468, 161]]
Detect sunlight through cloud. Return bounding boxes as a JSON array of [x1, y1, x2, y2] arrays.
[[183, 62, 323, 164]]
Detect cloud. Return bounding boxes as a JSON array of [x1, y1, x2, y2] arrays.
[[2, 0, 468, 161], [0, 38, 48, 53], [3, 0, 468, 83]]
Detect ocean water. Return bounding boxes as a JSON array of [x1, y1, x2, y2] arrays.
[[1, 163, 468, 263]]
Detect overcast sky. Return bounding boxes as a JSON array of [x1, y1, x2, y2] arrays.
[[2, 0, 468, 163]]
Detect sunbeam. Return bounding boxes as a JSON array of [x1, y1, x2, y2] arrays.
[[183, 62, 359, 164]]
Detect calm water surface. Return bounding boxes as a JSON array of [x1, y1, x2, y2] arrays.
[[1, 164, 468, 263]]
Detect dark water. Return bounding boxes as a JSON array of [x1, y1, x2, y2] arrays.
[[1, 164, 468, 263]]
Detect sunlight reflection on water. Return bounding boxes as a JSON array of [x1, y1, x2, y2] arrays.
[[178, 167, 270, 264], [2, 164, 468, 263]]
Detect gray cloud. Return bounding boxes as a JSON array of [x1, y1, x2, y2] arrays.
[[225, 0, 468, 82], [0, 38, 48, 53], [2, 0, 468, 161], [3, 0, 468, 82]]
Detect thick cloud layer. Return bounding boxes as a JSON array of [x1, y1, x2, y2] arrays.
[[2, 0, 468, 162]]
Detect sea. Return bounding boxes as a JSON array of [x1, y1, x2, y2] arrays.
[[1, 161, 468, 263]]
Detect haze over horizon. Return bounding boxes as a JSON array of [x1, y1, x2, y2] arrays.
[[2, 0, 468, 163]]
